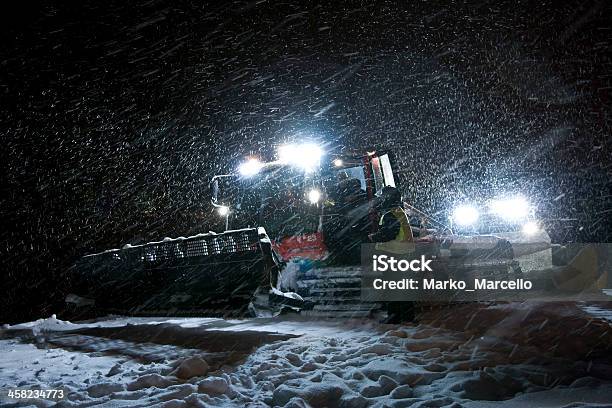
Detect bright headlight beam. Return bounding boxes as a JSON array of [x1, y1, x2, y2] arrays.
[[278, 143, 322, 171], [452, 205, 479, 226], [307, 189, 321, 204], [238, 158, 263, 177], [522, 221, 539, 235], [277, 144, 295, 164], [490, 196, 529, 221], [217, 206, 229, 216]]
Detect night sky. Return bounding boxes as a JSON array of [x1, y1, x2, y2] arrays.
[[1, 0, 611, 324]]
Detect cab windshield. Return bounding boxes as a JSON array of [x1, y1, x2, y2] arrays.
[[233, 165, 321, 240]]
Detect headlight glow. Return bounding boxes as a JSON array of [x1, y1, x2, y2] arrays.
[[490, 196, 529, 221], [452, 205, 479, 226], [307, 189, 321, 204], [522, 221, 539, 235], [217, 206, 229, 216], [278, 143, 322, 171], [238, 158, 263, 176]]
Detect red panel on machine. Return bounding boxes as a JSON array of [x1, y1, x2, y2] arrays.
[[274, 232, 329, 261]]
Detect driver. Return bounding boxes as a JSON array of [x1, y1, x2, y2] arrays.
[[369, 186, 414, 253]]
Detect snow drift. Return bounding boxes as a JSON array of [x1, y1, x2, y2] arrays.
[[1, 302, 611, 407]]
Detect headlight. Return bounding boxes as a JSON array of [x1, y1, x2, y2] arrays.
[[278, 143, 322, 172], [522, 221, 539, 235], [238, 158, 263, 177], [452, 205, 479, 226], [217, 206, 229, 216], [307, 189, 321, 204], [490, 196, 529, 221]]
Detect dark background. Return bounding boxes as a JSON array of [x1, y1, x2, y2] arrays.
[[1, 0, 610, 324]]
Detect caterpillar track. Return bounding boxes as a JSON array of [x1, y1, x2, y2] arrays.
[[293, 245, 519, 319], [295, 266, 384, 318]]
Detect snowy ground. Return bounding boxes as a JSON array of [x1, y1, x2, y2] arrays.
[[1, 302, 612, 407]]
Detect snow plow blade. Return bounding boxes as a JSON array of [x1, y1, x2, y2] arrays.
[[68, 228, 280, 317], [443, 235, 518, 279]]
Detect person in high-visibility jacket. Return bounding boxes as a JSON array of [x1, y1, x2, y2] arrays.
[[369, 186, 416, 323], [369, 186, 415, 254]]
